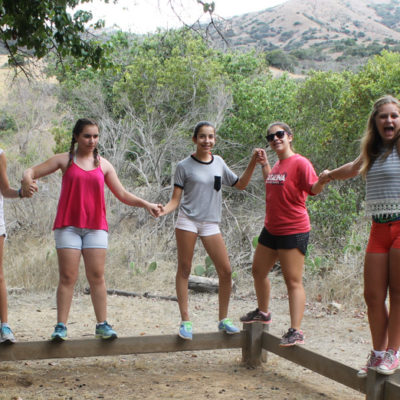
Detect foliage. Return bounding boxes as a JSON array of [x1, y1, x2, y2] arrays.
[[112, 30, 227, 124], [220, 73, 298, 161], [0, 0, 109, 73], [265, 49, 298, 72], [194, 256, 215, 277]]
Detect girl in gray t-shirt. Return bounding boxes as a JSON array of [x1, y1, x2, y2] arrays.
[[160, 121, 263, 340]]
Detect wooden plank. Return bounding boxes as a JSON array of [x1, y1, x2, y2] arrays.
[[384, 379, 400, 400], [261, 331, 366, 394], [0, 332, 243, 362]]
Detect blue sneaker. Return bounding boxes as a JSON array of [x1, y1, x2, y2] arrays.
[[51, 322, 67, 341], [95, 321, 117, 340], [218, 318, 240, 334], [1, 324, 16, 343], [178, 321, 193, 340]]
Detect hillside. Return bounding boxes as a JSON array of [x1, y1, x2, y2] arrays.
[[213, 0, 400, 71]]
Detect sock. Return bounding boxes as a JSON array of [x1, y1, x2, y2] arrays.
[[259, 310, 269, 317], [1, 322, 10, 328], [373, 350, 385, 358]]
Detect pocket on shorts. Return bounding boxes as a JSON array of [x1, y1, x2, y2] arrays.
[[214, 176, 221, 191]]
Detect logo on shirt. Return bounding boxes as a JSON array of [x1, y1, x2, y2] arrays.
[[266, 173, 287, 185]]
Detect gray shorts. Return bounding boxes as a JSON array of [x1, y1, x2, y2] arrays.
[[54, 226, 108, 250]]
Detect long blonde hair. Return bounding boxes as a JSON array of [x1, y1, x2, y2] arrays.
[[360, 95, 400, 177]]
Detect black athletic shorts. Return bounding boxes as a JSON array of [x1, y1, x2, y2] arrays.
[[258, 227, 309, 255]]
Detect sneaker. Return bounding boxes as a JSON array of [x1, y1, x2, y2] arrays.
[[240, 308, 272, 324], [95, 321, 117, 340], [377, 349, 399, 375], [357, 351, 383, 378], [178, 321, 193, 340], [279, 327, 305, 347], [51, 322, 67, 341], [0, 324, 16, 343], [218, 318, 240, 334]]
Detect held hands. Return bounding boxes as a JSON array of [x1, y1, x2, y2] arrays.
[[318, 170, 333, 185], [21, 180, 38, 198], [146, 203, 164, 218], [254, 148, 268, 166]]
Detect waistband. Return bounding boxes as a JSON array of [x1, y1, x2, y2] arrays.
[[372, 213, 400, 223]]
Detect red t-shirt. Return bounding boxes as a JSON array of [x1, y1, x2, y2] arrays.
[[264, 154, 318, 235]]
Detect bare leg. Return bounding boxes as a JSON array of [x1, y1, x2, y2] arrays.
[[175, 228, 197, 321], [201, 233, 232, 320], [252, 243, 278, 313], [388, 248, 400, 350], [82, 248, 107, 323], [364, 253, 389, 351], [279, 248, 306, 330], [56, 248, 81, 324], [0, 236, 7, 323]]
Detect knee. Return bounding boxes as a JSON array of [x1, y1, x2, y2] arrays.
[[177, 262, 191, 280], [364, 288, 386, 308], [285, 278, 303, 292], [59, 273, 77, 287], [252, 263, 267, 280], [217, 265, 232, 281]]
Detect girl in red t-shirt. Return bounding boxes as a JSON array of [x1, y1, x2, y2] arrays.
[[241, 121, 327, 346]]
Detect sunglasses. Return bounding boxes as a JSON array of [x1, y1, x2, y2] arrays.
[[266, 130, 286, 142]]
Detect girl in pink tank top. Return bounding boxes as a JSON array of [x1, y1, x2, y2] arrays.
[[22, 118, 162, 341]]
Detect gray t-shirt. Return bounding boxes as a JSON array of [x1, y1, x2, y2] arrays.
[[174, 154, 239, 223]]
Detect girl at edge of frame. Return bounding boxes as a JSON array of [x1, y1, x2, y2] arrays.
[[21, 118, 162, 342], [159, 121, 263, 340], [0, 150, 36, 343], [319, 95, 400, 377], [240, 121, 327, 347]]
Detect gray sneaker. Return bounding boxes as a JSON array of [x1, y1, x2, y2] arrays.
[[280, 328, 304, 347]]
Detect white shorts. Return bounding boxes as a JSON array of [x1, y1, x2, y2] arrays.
[[175, 211, 220, 237]]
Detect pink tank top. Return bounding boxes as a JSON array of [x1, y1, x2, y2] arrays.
[[53, 161, 108, 231]]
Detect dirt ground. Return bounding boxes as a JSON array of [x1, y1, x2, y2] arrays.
[[0, 272, 370, 400]]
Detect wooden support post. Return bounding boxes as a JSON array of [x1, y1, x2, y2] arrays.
[[365, 369, 400, 400], [241, 322, 268, 368]]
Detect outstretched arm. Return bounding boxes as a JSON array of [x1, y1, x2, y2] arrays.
[[319, 154, 363, 184], [21, 153, 67, 196], [234, 148, 262, 190], [102, 158, 162, 217], [159, 186, 183, 217]]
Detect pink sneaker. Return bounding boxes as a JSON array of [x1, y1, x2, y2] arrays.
[[357, 351, 383, 378], [377, 349, 399, 375]]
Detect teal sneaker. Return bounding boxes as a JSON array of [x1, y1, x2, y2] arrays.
[[51, 322, 67, 341], [95, 321, 117, 340], [218, 318, 240, 334], [1, 324, 16, 343], [178, 321, 193, 340]]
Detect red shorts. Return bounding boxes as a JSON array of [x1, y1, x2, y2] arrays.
[[366, 220, 400, 253]]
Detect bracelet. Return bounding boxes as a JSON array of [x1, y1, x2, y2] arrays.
[[261, 163, 269, 168], [18, 188, 22, 198]]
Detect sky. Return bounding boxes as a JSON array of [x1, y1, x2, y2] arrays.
[[78, 0, 288, 34]]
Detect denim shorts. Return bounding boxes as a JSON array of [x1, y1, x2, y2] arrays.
[[54, 226, 108, 250], [258, 227, 309, 255], [175, 211, 220, 237]]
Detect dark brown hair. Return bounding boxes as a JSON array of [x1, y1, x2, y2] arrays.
[[68, 118, 99, 167]]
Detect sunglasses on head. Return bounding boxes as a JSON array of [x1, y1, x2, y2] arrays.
[[266, 130, 286, 142]]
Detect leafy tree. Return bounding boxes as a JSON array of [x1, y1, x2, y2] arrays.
[[220, 73, 298, 161], [0, 0, 108, 75]]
